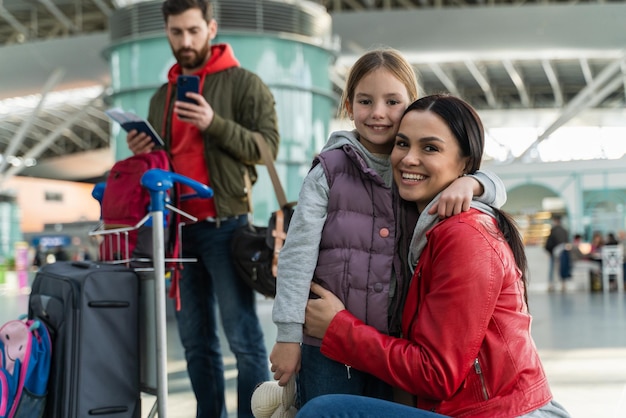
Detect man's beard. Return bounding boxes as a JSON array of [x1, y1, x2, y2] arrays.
[[173, 41, 210, 70]]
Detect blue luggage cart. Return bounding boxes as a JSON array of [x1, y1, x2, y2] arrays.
[[91, 169, 212, 418]]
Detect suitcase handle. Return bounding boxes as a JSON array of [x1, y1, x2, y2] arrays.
[[71, 261, 96, 269]]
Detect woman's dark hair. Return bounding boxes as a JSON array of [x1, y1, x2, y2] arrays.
[[493, 210, 529, 306], [162, 0, 213, 22], [404, 94, 529, 304]]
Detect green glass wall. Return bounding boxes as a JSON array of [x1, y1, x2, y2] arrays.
[[108, 32, 335, 223]]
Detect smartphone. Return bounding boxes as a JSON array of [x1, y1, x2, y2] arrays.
[[177, 75, 200, 104]]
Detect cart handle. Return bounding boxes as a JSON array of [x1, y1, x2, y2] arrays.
[[141, 168, 214, 212], [92, 182, 106, 204]]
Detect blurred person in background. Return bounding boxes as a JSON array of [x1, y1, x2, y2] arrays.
[[544, 214, 569, 292]]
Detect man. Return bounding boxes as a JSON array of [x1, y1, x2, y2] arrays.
[[544, 214, 569, 292], [568, 234, 585, 263], [126, 1, 279, 416]]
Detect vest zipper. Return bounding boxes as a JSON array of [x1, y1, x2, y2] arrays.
[[473, 358, 489, 400], [345, 365, 352, 379]]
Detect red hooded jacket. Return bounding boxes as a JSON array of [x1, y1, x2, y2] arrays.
[[166, 44, 240, 219]]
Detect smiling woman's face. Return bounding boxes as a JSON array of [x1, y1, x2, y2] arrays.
[[391, 110, 469, 212]]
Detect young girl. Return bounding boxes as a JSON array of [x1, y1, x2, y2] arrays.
[[270, 49, 506, 406]]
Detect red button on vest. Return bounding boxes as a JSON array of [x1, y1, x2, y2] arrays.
[[379, 228, 390, 238]]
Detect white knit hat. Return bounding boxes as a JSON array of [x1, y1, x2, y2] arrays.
[[251, 376, 297, 418]]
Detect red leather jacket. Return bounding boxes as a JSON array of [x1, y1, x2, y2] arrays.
[[321, 209, 552, 417]]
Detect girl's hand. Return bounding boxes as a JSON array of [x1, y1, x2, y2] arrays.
[[428, 175, 483, 218], [270, 342, 301, 386], [304, 283, 345, 339]]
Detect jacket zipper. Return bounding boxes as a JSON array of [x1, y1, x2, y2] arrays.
[[345, 365, 352, 379], [473, 358, 489, 400]]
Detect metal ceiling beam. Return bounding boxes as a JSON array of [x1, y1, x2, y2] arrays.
[[542, 56, 623, 134], [0, 68, 65, 175], [502, 60, 530, 108], [502, 59, 530, 108], [343, 0, 366, 10], [330, 0, 342, 11], [82, 110, 110, 140], [0, 91, 105, 190], [38, 0, 78, 32], [27, 128, 67, 155], [428, 62, 461, 96], [31, 117, 87, 150], [0, 4, 29, 40], [515, 54, 625, 162], [324, 0, 365, 10], [582, 76, 624, 109], [84, 107, 110, 123], [579, 57, 594, 86], [47, 107, 109, 144], [90, 0, 113, 17], [396, 0, 417, 8], [464, 59, 497, 108], [541, 59, 563, 108]]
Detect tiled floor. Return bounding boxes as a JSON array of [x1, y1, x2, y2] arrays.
[[2, 257, 626, 418]]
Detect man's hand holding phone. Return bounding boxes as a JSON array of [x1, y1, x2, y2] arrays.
[[175, 74, 215, 130], [176, 75, 200, 104]]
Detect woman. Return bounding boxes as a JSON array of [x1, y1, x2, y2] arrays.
[[298, 94, 570, 418]]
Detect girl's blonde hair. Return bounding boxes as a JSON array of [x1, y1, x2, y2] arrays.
[[339, 48, 419, 119]]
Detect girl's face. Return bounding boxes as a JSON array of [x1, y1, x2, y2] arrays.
[[347, 68, 411, 154], [391, 110, 469, 212]]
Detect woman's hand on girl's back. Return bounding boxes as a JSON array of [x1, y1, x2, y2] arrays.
[[304, 283, 346, 340]]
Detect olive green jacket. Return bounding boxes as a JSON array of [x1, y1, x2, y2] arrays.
[[147, 67, 280, 217]]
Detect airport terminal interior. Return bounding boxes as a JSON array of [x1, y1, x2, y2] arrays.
[[1, 0, 626, 417]]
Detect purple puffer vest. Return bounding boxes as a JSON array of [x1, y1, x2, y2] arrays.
[[303, 145, 396, 347]]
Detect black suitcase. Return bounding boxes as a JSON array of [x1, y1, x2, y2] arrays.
[[29, 261, 141, 418]]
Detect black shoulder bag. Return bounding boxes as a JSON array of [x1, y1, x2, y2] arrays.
[[230, 134, 296, 298]]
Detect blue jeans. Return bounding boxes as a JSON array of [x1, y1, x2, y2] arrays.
[[296, 396, 570, 418], [296, 394, 447, 418], [298, 344, 393, 408], [175, 216, 268, 418]]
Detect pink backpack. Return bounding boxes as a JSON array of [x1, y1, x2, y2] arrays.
[[0, 317, 52, 418]]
